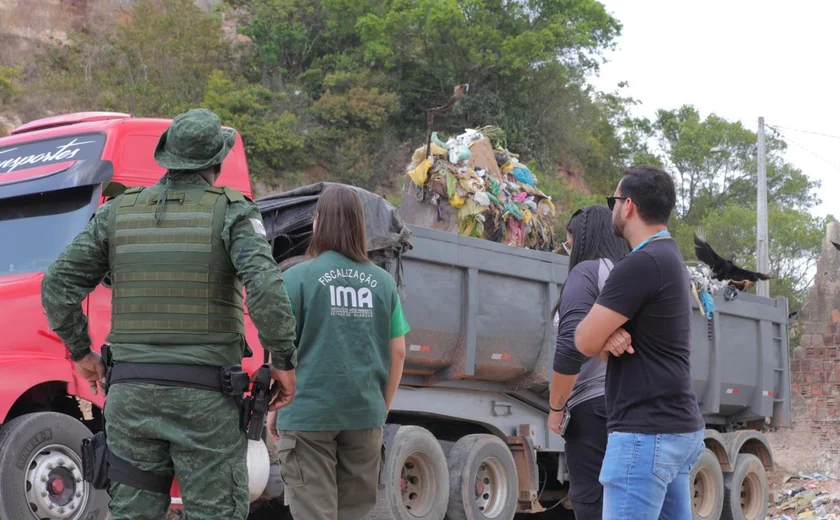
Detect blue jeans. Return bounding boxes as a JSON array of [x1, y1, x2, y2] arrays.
[[598, 428, 705, 520]]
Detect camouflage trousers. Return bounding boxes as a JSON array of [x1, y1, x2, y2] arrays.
[[104, 382, 249, 520]]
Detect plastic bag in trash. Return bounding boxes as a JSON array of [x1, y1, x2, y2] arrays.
[[449, 193, 466, 209], [512, 166, 536, 186], [431, 131, 451, 151], [449, 144, 472, 164], [445, 172, 457, 198], [411, 142, 447, 164], [408, 158, 432, 186], [537, 198, 555, 216], [473, 192, 491, 207], [521, 207, 533, 225], [503, 200, 525, 221], [458, 199, 486, 238]]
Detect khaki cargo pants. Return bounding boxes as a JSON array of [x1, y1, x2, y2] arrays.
[[277, 428, 383, 520]]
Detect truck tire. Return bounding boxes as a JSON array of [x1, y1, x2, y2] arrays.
[[446, 434, 518, 520], [721, 454, 768, 520], [0, 412, 109, 520], [371, 425, 449, 520], [691, 448, 724, 520]]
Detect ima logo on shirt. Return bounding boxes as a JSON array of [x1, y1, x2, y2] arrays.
[[329, 285, 374, 318]]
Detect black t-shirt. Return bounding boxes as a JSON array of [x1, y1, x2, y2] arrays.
[[594, 237, 704, 434]]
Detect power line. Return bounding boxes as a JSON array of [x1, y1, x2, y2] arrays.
[[767, 124, 840, 141], [767, 125, 840, 172]]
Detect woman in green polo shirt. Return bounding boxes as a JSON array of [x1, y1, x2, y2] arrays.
[[268, 184, 409, 520]]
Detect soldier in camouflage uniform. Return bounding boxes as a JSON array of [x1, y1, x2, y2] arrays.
[[41, 108, 298, 520]]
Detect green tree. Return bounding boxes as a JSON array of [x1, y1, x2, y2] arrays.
[[202, 70, 310, 181], [635, 105, 819, 221], [230, 0, 627, 185], [41, 0, 232, 116], [632, 105, 824, 312]]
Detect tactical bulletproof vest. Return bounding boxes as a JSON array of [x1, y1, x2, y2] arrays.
[[105, 183, 246, 346]]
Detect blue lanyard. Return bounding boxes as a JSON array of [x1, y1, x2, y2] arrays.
[[632, 229, 670, 253]]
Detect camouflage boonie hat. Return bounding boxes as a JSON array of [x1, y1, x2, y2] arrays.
[[154, 108, 236, 171]]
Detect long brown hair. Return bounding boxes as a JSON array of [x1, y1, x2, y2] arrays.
[[306, 184, 370, 263]]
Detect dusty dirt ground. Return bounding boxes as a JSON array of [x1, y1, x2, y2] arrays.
[[764, 420, 840, 519]]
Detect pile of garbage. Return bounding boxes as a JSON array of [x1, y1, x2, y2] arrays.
[[770, 473, 840, 519], [401, 126, 557, 251], [687, 263, 743, 320]]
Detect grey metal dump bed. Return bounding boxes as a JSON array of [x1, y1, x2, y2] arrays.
[[396, 225, 792, 430]]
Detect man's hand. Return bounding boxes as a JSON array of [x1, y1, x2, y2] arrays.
[[602, 328, 633, 358], [75, 351, 106, 395], [548, 409, 566, 436], [267, 367, 296, 411]]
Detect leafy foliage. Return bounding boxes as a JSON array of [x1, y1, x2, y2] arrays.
[[41, 0, 232, 116], [0, 66, 21, 107], [630, 105, 826, 311], [2, 0, 829, 320], [202, 70, 311, 180]]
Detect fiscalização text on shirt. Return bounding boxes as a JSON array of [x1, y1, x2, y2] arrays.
[[319, 267, 380, 319]]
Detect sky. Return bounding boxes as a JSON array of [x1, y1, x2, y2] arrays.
[[586, 0, 839, 220]]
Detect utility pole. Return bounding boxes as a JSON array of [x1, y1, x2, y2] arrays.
[[756, 116, 770, 298]]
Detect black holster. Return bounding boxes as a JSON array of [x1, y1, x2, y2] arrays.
[[79, 345, 272, 492], [80, 431, 109, 490], [79, 345, 175, 495]]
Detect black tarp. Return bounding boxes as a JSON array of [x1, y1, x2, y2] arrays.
[[256, 182, 413, 273]]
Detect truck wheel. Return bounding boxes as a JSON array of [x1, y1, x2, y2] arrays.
[[691, 448, 724, 520], [0, 412, 109, 520], [371, 425, 449, 520], [721, 454, 768, 520], [446, 434, 518, 520]]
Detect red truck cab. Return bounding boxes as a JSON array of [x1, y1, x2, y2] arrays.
[[0, 112, 267, 519]]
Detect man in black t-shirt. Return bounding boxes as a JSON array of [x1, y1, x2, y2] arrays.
[[574, 166, 706, 519]]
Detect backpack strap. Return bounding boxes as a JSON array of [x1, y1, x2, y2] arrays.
[[597, 258, 615, 293]]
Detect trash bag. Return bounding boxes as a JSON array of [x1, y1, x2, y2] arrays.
[[449, 193, 466, 209], [431, 132, 451, 151], [411, 142, 448, 164], [473, 191, 491, 207], [512, 166, 536, 186], [408, 157, 432, 186], [257, 182, 413, 272], [448, 144, 471, 165]]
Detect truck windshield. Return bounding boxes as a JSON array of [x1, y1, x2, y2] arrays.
[[0, 185, 97, 275]]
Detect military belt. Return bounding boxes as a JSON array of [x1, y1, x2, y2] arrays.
[[107, 361, 247, 394]]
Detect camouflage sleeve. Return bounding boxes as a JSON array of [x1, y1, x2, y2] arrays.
[[223, 200, 298, 370], [41, 200, 113, 361]]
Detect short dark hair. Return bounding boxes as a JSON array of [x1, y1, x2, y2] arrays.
[[618, 165, 676, 225]]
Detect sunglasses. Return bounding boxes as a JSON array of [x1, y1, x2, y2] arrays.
[[606, 196, 628, 211]]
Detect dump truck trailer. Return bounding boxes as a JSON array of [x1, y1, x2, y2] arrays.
[[0, 109, 791, 520], [257, 186, 792, 520]]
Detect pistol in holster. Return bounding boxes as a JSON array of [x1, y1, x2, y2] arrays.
[[243, 363, 273, 441]]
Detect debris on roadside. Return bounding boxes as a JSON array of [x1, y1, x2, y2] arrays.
[[400, 126, 557, 251], [768, 472, 840, 519]]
